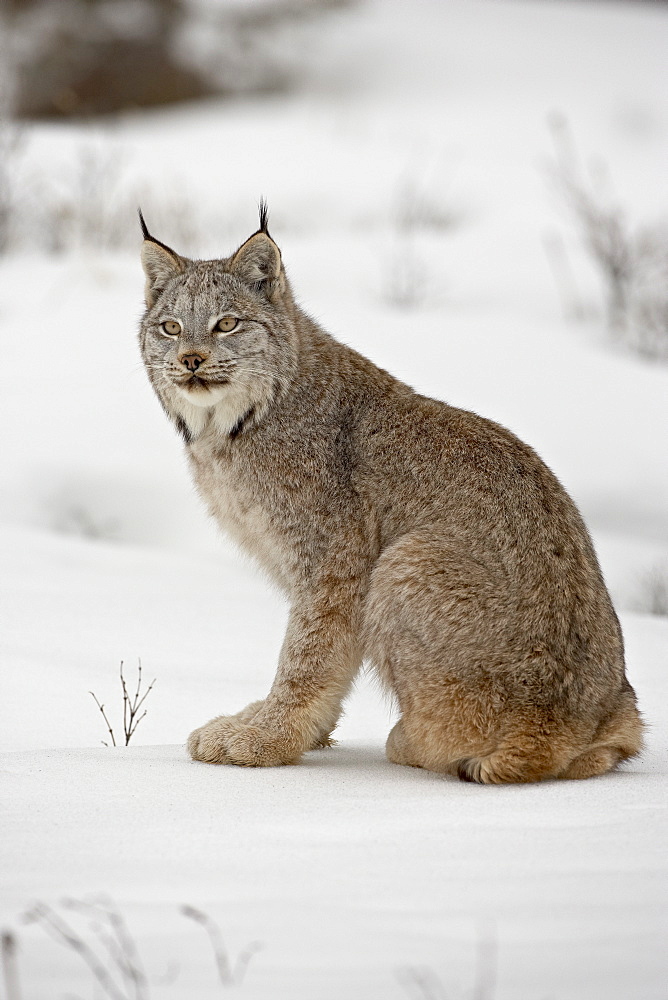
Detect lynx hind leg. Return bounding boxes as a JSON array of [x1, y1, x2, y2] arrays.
[[558, 686, 644, 780], [389, 686, 643, 785], [364, 530, 595, 785], [386, 719, 419, 767], [451, 712, 576, 784], [386, 704, 577, 785], [363, 529, 527, 780]]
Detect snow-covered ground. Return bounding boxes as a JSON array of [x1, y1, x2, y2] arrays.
[[1, 1, 667, 997]]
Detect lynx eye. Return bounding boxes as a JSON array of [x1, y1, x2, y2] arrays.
[[160, 320, 182, 337], [214, 316, 238, 335]]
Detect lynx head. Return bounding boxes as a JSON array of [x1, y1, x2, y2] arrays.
[[138, 203, 299, 442]]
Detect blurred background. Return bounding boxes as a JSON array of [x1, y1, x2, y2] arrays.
[[1, 0, 354, 119], [0, 0, 667, 751], [0, 0, 364, 249]]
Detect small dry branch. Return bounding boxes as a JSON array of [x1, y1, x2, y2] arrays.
[[89, 692, 116, 747], [23, 902, 127, 1000], [397, 965, 448, 1000], [121, 660, 155, 746], [90, 660, 156, 747], [181, 905, 262, 988], [2, 930, 22, 1000], [23, 897, 147, 1000], [546, 113, 668, 361], [637, 565, 668, 617], [62, 897, 147, 1000]]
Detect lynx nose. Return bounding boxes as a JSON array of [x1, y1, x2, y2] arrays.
[[180, 353, 206, 372]]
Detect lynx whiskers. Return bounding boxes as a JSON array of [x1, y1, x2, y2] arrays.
[[138, 204, 643, 784]]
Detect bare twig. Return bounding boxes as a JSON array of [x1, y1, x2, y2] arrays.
[[542, 230, 589, 322], [233, 940, 264, 986], [120, 660, 156, 746], [547, 114, 633, 333], [23, 898, 150, 1000], [181, 905, 262, 988], [397, 964, 448, 1000], [23, 903, 127, 1000], [62, 897, 147, 1000], [2, 930, 22, 1000], [181, 906, 233, 985], [16, 900, 264, 996], [89, 692, 117, 747], [472, 923, 497, 1000], [90, 661, 155, 748], [636, 565, 668, 616], [546, 114, 668, 361], [385, 239, 429, 310]]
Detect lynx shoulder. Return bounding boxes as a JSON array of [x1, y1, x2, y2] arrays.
[[138, 206, 643, 783]]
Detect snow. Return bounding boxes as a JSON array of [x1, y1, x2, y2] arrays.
[[4, 738, 666, 999], [1, 1, 667, 997]]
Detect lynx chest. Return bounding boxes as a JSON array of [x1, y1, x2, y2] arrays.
[[187, 438, 294, 590]]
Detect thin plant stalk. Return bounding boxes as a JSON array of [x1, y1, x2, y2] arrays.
[[90, 661, 155, 748], [23, 903, 127, 1000], [1, 931, 22, 1000], [181, 905, 262, 988]]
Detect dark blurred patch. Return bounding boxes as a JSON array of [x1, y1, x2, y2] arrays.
[[18, 39, 214, 118], [5, 0, 354, 120]]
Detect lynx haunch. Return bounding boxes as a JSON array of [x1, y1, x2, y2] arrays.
[[138, 205, 643, 784]]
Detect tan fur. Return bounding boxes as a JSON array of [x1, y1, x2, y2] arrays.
[[138, 213, 643, 782]]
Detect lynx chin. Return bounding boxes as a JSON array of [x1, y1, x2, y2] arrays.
[[138, 204, 642, 784]]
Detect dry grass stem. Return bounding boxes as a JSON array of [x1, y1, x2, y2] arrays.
[[23, 898, 147, 1000], [181, 905, 262, 988], [637, 566, 668, 617], [63, 898, 147, 1000], [2, 930, 22, 1000], [23, 903, 128, 1000], [90, 660, 156, 747], [546, 114, 668, 361], [121, 660, 156, 746], [397, 965, 448, 1000], [89, 692, 117, 747]]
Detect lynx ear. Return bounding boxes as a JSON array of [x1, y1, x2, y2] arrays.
[[230, 231, 284, 300], [139, 210, 185, 308]]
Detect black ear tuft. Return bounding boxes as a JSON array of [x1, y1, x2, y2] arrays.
[[138, 207, 150, 240], [138, 208, 181, 257], [258, 198, 269, 235], [139, 216, 185, 308]]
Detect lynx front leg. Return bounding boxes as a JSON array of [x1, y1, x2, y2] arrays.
[[188, 580, 363, 766], [187, 698, 335, 760]]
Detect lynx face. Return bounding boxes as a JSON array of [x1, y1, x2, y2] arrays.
[[139, 216, 296, 439]]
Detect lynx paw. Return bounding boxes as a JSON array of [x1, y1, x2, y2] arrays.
[[187, 714, 303, 767]]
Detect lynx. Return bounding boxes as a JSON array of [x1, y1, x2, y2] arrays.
[[138, 204, 643, 783]]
